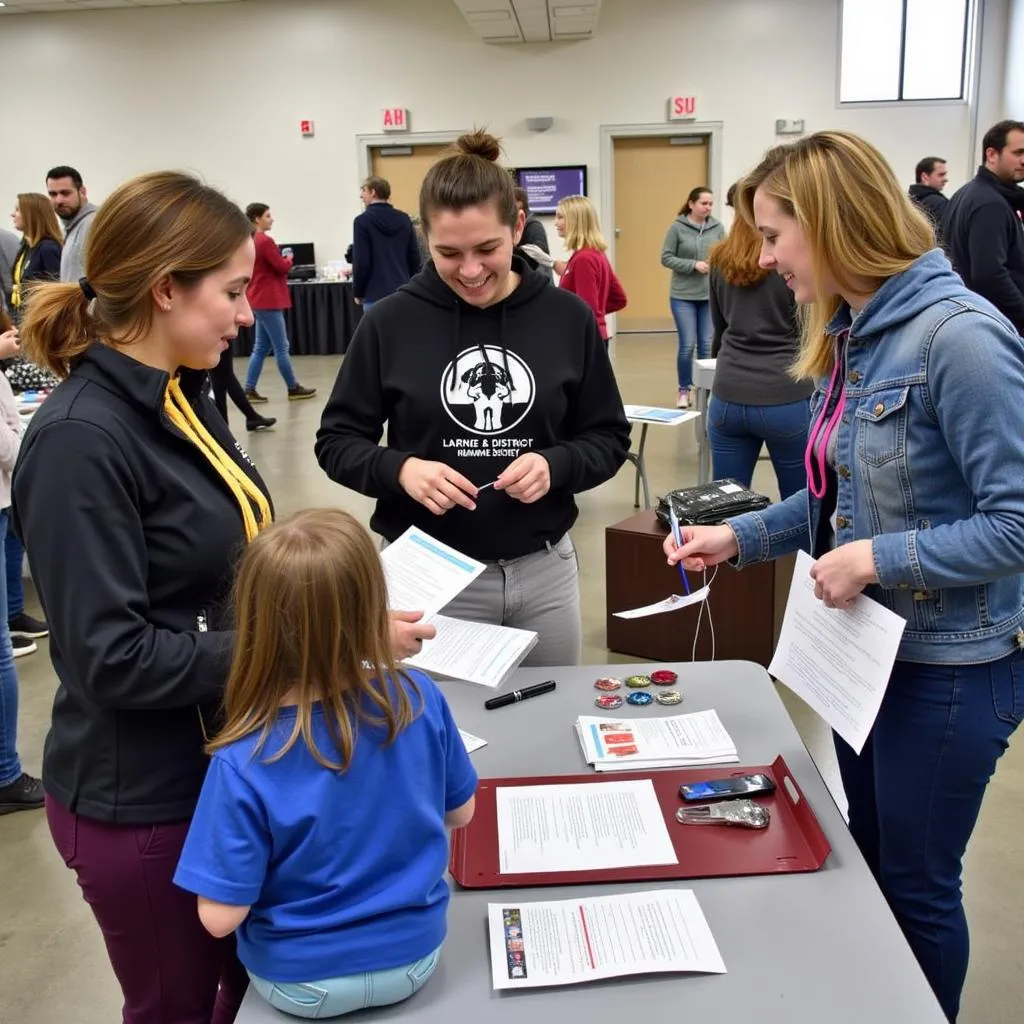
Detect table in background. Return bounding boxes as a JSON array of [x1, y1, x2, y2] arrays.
[[623, 408, 701, 511], [233, 281, 361, 357], [237, 660, 944, 1024], [693, 357, 716, 484], [605, 509, 790, 665]]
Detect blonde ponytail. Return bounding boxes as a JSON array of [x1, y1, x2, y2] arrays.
[[19, 281, 97, 380]]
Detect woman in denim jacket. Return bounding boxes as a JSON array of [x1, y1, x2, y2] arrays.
[[666, 132, 1024, 1023]]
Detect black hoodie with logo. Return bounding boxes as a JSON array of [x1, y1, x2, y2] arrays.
[[316, 257, 630, 560]]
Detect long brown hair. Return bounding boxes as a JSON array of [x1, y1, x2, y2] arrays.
[[708, 204, 768, 288], [17, 193, 63, 249], [209, 509, 421, 771], [737, 134, 934, 378], [419, 129, 518, 232], [19, 171, 252, 379]]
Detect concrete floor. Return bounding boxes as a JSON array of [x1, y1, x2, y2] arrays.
[[0, 334, 1020, 1022]]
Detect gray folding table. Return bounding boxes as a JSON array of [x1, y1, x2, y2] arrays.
[[238, 660, 945, 1023]]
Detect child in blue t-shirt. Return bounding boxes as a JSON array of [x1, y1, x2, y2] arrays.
[[174, 508, 477, 1020]]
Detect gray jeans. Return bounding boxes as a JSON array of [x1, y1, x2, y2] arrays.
[[439, 534, 582, 667]]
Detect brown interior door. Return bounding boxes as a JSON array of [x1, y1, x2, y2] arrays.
[[613, 136, 710, 333], [369, 143, 451, 219]]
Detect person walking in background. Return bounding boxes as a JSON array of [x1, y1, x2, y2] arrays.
[[45, 165, 98, 284], [9, 193, 62, 314], [0, 311, 43, 814], [706, 181, 811, 498], [513, 186, 553, 281], [210, 346, 276, 433], [907, 156, 949, 228], [351, 177, 422, 311], [175, 509, 476, 1020], [553, 194, 627, 344], [243, 203, 316, 404], [667, 132, 1024, 1023], [661, 186, 725, 408], [943, 120, 1024, 335]]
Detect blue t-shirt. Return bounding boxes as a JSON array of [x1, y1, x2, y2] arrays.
[[173, 670, 477, 982]]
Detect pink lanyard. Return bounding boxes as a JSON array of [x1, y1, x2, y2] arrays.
[[804, 337, 848, 500]]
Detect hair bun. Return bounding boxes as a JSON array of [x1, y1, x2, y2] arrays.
[[455, 130, 502, 163]]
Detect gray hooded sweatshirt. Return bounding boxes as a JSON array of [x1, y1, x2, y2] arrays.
[[60, 202, 98, 284], [661, 214, 726, 301]]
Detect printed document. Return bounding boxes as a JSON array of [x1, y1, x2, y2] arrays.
[[495, 779, 677, 874], [487, 889, 726, 989], [575, 710, 738, 771], [769, 549, 906, 754], [623, 405, 702, 427], [404, 614, 537, 689], [380, 526, 484, 619], [613, 585, 710, 618]]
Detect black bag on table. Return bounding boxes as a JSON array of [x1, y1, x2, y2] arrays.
[[656, 479, 770, 528]]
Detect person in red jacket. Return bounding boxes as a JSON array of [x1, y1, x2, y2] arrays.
[[553, 195, 626, 343], [243, 204, 316, 403]]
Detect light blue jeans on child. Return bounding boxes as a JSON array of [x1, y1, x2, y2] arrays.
[[247, 946, 441, 1020]]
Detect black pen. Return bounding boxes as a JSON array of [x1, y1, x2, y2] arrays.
[[484, 680, 557, 710]]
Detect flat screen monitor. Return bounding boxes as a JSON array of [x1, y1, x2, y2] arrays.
[[278, 242, 315, 267], [513, 165, 587, 215]]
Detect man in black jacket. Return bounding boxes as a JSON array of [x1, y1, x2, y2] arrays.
[[908, 156, 949, 226], [351, 176, 422, 309], [943, 120, 1024, 335], [513, 186, 553, 282]]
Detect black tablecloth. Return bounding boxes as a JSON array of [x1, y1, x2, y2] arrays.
[[232, 281, 361, 357]]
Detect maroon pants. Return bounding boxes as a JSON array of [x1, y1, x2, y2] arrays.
[[46, 795, 248, 1024]]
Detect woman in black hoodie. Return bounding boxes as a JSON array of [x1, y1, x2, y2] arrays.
[[316, 131, 630, 666]]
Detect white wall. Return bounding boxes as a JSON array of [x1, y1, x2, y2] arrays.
[[0, 0, 1005, 263], [1007, 0, 1024, 116]]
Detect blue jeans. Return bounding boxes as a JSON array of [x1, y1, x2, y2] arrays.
[[245, 310, 298, 391], [5, 527, 24, 618], [248, 946, 441, 1019], [671, 297, 712, 390], [0, 511, 22, 786], [707, 397, 810, 500], [834, 653, 1023, 1021]]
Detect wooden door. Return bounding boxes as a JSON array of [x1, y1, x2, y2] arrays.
[[613, 136, 710, 332], [370, 143, 451, 218]]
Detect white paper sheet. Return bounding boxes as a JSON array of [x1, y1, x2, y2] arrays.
[[575, 710, 738, 771], [458, 729, 487, 753], [404, 614, 538, 689], [487, 889, 726, 989], [613, 585, 710, 618], [768, 549, 906, 754], [495, 779, 677, 875], [380, 526, 484, 619], [623, 404, 702, 427]]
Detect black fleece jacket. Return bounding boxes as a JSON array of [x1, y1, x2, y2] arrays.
[[12, 344, 272, 824], [315, 258, 630, 560]]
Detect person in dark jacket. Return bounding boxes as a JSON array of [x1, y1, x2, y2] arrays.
[[907, 156, 949, 226], [707, 183, 811, 498], [12, 171, 273, 1024], [513, 185, 553, 281], [316, 131, 630, 667], [9, 192, 62, 314], [352, 176, 422, 309], [942, 120, 1024, 334]]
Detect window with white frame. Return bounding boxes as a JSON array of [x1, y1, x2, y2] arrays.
[[840, 0, 972, 103]]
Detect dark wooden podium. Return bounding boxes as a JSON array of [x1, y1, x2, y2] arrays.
[[605, 510, 791, 667]]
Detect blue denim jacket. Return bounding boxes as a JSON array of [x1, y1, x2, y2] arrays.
[[729, 249, 1024, 664]]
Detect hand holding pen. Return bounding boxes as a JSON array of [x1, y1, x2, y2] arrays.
[[668, 506, 692, 596], [398, 458, 479, 515]]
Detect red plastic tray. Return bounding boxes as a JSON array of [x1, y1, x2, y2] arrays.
[[450, 755, 831, 889]]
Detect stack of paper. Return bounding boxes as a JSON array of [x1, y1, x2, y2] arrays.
[[623, 404, 700, 426], [575, 710, 739, 771], [381, 527, 538, 689]]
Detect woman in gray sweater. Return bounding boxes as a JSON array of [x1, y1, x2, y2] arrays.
[[661, 186, 725, 408], [706, 186, 811, 498]]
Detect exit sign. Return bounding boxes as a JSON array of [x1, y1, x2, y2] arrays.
[[300, 119, 314, 137], [667, 95, 698, 121], [382, 107, 409, 132]]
